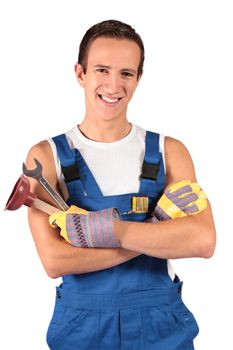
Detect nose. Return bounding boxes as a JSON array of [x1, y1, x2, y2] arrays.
[[104, 73, 121, 95]]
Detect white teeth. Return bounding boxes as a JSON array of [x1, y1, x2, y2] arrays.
[[101, 95, 119, 103]]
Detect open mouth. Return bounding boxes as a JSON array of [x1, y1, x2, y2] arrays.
[[98, 94, 122, 104]]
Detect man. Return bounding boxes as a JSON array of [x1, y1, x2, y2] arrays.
[[26, 20, 216, 349]]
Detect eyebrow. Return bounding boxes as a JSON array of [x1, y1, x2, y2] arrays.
[[94, 64, 137, 74]]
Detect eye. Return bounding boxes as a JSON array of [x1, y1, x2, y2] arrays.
[[121, 71, 135, 78], [96, 68, 108, 74]]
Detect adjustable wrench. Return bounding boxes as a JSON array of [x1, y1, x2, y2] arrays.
[[23, 158, 69, 211]]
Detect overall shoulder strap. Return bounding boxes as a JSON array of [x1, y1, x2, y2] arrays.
[[52, 134, 81, 183], [139, 131, 165, 197], [52, 133, 103, 202]]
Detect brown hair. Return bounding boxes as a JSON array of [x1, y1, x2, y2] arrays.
[[78, 20, 145, 79]]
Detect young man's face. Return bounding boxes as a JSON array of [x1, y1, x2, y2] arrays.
[[76, 37, 141, 123]]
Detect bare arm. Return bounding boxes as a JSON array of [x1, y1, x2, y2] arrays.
[[26, 141, 140, 279], [114, 137, 216, 259]]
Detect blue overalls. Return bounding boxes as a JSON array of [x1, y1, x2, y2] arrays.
[[46, 131, 199, 350]]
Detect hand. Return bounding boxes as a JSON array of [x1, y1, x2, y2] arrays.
[[49, 205, 121, 248], [148, 180, 207, 222]]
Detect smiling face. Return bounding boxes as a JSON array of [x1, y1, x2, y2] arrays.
[[75, 37, 141, 124]]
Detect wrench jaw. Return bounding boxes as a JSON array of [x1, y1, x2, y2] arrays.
[[23, 157, 69, 211], [22, 158, 43, 181]]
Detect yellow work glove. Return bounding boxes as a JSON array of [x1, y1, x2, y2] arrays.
[[49, 205, 121, 248], [149, 180, 207, 222]]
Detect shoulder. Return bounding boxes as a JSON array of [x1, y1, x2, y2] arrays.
[[165, 136, 192, 159], [26, 140, 53, 167], [164, 136, 197, 186]]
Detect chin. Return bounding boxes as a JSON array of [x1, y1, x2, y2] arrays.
[[99, 108, 126, 121], [101, 113, 124, 122]]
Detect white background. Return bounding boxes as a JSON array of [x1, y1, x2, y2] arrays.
[[0, 0, 232, 349]]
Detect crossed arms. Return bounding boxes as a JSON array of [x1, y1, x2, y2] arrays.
[[26, 137, 216, 279]]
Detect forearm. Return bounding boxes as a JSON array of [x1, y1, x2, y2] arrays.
[[46, 236, 140, 278], [114, 205, 216, 259], [28, 209, 140, 278]]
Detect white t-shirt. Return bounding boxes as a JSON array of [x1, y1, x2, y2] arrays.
[[48, 123, 175, 280]]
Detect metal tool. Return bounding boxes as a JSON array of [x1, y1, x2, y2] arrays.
[[23, 158, 69, 211], [5, 175, 60, 215]]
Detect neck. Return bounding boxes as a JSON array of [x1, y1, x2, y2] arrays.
[[78, 117, 132, 142]]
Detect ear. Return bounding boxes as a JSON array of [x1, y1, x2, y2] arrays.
[[137, 72, 143, 84], [74, 63, 85, 87], [132, 72, 142, 92]]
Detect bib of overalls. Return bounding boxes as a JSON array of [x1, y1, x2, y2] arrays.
[[47, 130, 199, 349], [52, 130, 174, 293]]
